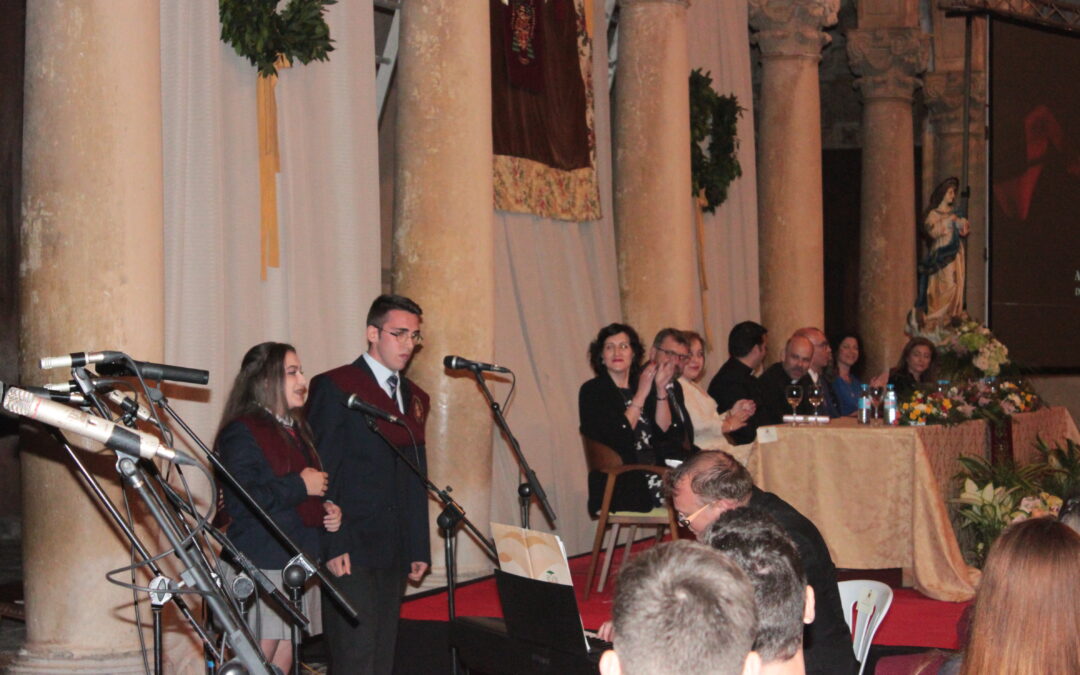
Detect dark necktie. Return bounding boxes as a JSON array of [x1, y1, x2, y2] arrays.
[[387, 373, 400, 412]]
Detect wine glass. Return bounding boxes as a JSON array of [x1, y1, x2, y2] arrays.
[[784, 384, 803, 426], [807, 384, 825, 423], [869, 386, 884, 424]]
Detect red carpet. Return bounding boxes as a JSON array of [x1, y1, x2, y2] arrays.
[[402, 539, 970, 650]]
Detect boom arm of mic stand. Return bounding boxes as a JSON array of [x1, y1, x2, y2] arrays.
[[146, 388, 359, 621], [468, 369, 557, 526], [157, 479, 309, 628], [361, 416, 499, 562]]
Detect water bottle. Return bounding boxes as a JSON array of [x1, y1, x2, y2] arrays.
[[884, 384, 899, 426], [857, 384, 871, 425], [936, 380, 949, 395]]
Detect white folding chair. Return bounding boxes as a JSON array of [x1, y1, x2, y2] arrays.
[[838, 579, 894, 675]]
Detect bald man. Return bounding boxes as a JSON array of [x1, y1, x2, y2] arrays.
[[756, 335, 815, 426]]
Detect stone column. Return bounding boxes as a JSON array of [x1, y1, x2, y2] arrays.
[[613, 0, 695, 341], [749, 0, 838, 360], [16, 1, 164, 672], [393, 0, 495, 582], [847, 27, 929, 375], [925, 12, 987, 320]]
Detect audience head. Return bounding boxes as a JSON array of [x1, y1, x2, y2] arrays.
[[589, 323, 645, 382], [682, 331, 707, 383], [782, 336, 813, 382], [960, 517, 1080, 675], [705, 508, 813, 666], [794, 327, 831, 373], [729, 321, 769, 369], [831, 331, 864, 379], [220, 342, 306, 427], [894, 336, 937, 383], [665, 451, 755, 539], [600, 540, 761, 675], [651, 328, 690, 377], [1059, 494, 1080, 535], [365, 294, 423, 372]]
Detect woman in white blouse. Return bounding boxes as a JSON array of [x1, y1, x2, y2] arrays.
[[678, 331, 756, 464]]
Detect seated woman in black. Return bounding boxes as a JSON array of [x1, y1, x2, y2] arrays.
[[888, 336, 938, 398], [579, 323, 677, 515], [216, 342, 342, 673]]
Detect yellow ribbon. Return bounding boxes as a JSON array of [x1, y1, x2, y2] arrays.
[[256, 54, 292, 280]]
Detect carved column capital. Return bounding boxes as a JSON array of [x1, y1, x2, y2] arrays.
[[924, 69, 986, 134], [847, 27, 930, 101], [749, 0, 840, 60]]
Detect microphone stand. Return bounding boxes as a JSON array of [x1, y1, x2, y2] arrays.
[[42, 427, 221, 673], [465, 368, 556, 530], [145, 386, 358, 622], [357, 414, 498, 675]]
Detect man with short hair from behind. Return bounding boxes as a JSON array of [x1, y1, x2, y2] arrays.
[[706, 507, 817, 675], [599, 540, 762, 675], [708, 321, 768, 445], [666, 451, 856, 675]]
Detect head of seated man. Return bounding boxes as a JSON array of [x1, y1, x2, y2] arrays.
[[705, 507, 815, 674], [651, 327, 691, 377], [665, 449, 755, 539], [600, 539, 761, 675], [729, 321, 769, 371], [782, 335, 813, 383], [793, 327, 831, 377]]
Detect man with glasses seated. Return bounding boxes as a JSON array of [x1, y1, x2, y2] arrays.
[[647, 328, 697, 463], [667, 451, 856, 675], [307, 293, 431, 675]]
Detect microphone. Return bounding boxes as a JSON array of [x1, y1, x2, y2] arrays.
[[2, 387, 196, 465], [344, 395, 401, 424], [665, 383, 686, 424], [95, 360, 210, 385], [443, 355, 511, 374], [39, 351, 125, 370], [106, 390, 154, 422], [21, 386, 87, 405]]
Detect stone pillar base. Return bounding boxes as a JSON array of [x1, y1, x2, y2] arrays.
[[9, 650, 147, 674]]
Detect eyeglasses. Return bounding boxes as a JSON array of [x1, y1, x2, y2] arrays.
[[379, 327, 424, 344], [676, 500, 718, 529], [657, 347, 690, 362]]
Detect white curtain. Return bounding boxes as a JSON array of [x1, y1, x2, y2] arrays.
[[688, 0, 761, 375], [161, 1, 381, 455]]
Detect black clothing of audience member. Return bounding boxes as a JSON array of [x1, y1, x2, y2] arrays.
[[757, 362, 814, 425], [708, 358, 760, 445], [748, 488, 858, 675]]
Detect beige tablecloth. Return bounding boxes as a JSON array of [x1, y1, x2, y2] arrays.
[[748, 418, 983, 602], [1010, 406, 1080, 467]]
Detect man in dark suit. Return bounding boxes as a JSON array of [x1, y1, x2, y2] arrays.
[[795, 326, 840, 418], [707, 321, 768, 445], [306, 294, 431, 675], [757, 334, 815, 426], [667, 451, 858, 675], [647, 327, 696, 461]]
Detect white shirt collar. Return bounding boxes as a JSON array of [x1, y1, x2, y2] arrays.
[[363, 352, 401, 403]]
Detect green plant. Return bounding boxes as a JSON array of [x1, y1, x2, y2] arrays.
[[1033, 436, 1080, 499], [220, 0, 336, 77], [953, 453, 1044, 495], [951, 479, 1020, 568], [689, 69, 742, 213]]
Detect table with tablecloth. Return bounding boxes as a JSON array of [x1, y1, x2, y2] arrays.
[[748, 418, 984, 601]]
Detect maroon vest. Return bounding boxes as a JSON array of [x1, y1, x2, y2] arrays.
[[326, 364, 429, 446], [241, 415, 324, 528]]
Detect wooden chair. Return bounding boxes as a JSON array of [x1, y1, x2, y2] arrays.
[[583, 438, 680, 598]]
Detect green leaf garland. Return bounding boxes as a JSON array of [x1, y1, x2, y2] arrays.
[[220, 0, 336, 77], [689, 68, 743, 213]]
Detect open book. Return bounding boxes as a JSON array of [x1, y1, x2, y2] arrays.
[[490, 522, 573, 585]]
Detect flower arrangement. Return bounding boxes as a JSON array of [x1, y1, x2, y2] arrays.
[[898, 387, 969, 426], [1010, 492, 1063, 523], [952, 478, 1020, 567], [897, 380, 1042, 427], [936, 315, 1015, 380]]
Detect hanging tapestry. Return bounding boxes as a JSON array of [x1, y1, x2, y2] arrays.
[[491, 0, 601, 221]]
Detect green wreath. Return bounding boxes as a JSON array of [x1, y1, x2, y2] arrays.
[[690, 68, 743, 213], [220, 0, 336, 77]]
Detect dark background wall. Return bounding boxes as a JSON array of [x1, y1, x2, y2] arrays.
[[0, 0, 26, 531]]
